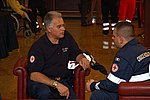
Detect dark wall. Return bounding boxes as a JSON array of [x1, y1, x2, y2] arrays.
[[45, 0, 80, 17], [45, 0, 150, 48], [144, 0, 150, 49], [55, 0, 79, 11]]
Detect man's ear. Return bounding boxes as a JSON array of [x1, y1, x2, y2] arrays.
[[119, 35, 124, 45], [47, 27, 52, 33]]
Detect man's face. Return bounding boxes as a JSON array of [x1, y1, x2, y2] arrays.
[[48, 18, 65, 39]]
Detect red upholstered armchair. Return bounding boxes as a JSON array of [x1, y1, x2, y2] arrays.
[[119, 82, 150, 100], [13, 57, 90, 100]]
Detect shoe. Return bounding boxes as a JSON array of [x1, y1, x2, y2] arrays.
[[96, 21, 102, 25], [81, 21, 92, 26], [81, 22, 88, 26], [35, 31, 40, 35], [32, 27, 41, 35], [96, 22, 102, 25], [103, 30, 109, 36]]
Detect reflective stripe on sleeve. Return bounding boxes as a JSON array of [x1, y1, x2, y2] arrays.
[[129, 64, 150, 82], [95, 82, 100, 90], [129, 73, 150, 82], [107, 73, 126, 84]]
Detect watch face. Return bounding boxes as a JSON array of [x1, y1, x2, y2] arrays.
[[52, 81, 58, 88]]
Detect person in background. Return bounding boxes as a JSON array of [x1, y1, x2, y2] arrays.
[[89, 0, 102, 25], [6, 0, 31, 19], [79, 0, 102, 26], [101, 0, 119, 50], [28, 0, 47, 33], [86, 22, 150, 100], [101, 0, 119, 35], [5, 0, 39, 34], [79, 0, 91, 26], [118, 0, 136, 23], [27, 11, 90, 99]]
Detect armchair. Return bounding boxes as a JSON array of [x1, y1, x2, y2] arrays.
[[13, 57, 90, 100], [119, 82, 150, 100]]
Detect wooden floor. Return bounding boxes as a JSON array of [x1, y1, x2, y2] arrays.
[[0, 18, 143, 100]]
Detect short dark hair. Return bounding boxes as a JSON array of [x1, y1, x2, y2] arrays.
[[115, 22, 135, 40]]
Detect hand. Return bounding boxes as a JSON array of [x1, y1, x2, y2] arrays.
[[22, 12, 31, 22], [79, 57, 90, 70], [21, 12, 26, 19], [25, 8, 32, 12], [56, 82, 70, 99], [86, 79, 95, 92]]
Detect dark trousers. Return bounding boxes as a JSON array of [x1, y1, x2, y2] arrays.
[[101, 0, 119, 23], [28, 0, 47, 32], [13, 11, 35, 32], [79, 0, 91, 24], [28, 80, 77, 99], [28, 0, 46, 20], [90, 89, 118, 100], [90, 0, 102, 24]]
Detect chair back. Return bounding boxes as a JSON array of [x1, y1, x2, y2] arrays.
[[119, 82, 150, 100], [13, 57, 90, 100]]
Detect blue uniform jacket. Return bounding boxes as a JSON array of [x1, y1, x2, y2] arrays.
[[91, 39, 150, 92]]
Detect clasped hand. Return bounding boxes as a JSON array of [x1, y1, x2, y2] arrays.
[[79, 57, 90, 70], [56, 82, 70, 99]]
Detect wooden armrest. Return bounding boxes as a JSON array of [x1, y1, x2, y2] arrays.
[[74, 66, 91, 99], [13, 57, 91, 100], [13, 57, 27, 76], [13, 57, 28, 99]]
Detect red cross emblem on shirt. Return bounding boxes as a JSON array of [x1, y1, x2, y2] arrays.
[[30, 55, 35, 63], [112, 64, 118, 72]]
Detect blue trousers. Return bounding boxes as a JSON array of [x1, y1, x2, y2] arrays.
[[90, 89, 118, 100], [28, 81, 77, 99]]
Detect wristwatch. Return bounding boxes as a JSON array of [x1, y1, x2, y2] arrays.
[[52, 81, 58, 88]]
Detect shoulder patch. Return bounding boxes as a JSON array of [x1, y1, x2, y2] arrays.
[[137, 52, 150, 62], [112, 63, 118, 72], [30, 55, 35, 63]]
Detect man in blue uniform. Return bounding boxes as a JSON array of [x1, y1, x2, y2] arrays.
[[86, 22, 150, 100], [27, 11, 90, 99]]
